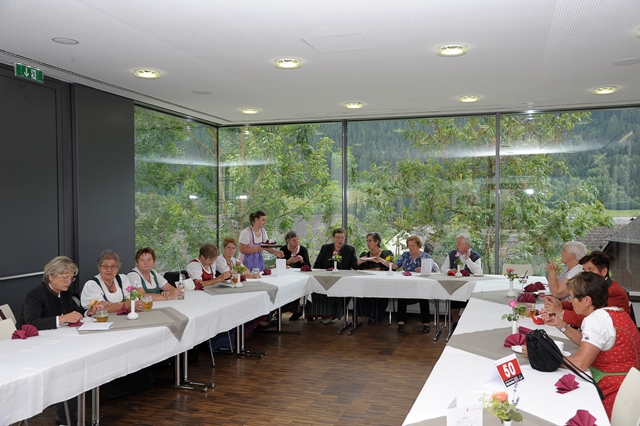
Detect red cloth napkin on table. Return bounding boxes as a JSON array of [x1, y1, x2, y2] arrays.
[[555, 374, 580, 394], [565, 409, 596, 426], [11, 324, 39, 339], [517, 293, 536, 303], [117, 304, 130, 315], [300, 265, 312, 272], [402, 271, 411, 276], [194, 282, 204, 291], [460, 269, 470, 277], [240, 275, 246, 282], [67, 321, 83, 327], [532, 316, 545, 325], [504, 333, 526, 347], [524, 282, 546, 292], [325, 267, 334, 272], [447, 270, 456, 276], [518, 326, 533, 334], [263, 268, 272, 275]]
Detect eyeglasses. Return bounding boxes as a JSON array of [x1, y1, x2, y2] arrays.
[[100, 264, 119, 270], [58, 275, 76, 283], [568, 295, 583, 301]]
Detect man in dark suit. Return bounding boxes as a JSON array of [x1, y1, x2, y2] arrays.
[[313, 228, 358, 270]]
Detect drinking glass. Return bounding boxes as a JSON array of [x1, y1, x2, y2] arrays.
[[141, 295, 153, 311], [251, 268, 260, 276], [95, 309, 109, 323]]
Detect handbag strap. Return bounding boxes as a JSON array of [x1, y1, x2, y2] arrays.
[[532, 330, 605, 400]]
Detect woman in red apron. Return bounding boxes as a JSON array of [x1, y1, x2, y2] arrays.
[[185, 244, 231, 287], [238, 210, 284, 272]]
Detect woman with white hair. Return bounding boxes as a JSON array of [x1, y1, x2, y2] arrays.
[[546, 240, 587, 299]]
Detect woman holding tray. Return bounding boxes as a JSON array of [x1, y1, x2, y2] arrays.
[[238, 210, 284, 272]]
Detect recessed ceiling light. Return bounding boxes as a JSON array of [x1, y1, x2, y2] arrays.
[[344, 102, 364, 109], [593, 86, 618, 95], [51, 37, 79, 45], [458, 95, 480, 103], [134, 69, 161, 79], [191, 90, 211, 95], [274, 58, 302, 69], [241, 108, 260, 114], [437, 44, 467, 57]]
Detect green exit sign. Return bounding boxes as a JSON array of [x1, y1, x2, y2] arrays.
[[14, 63, 44, 83]]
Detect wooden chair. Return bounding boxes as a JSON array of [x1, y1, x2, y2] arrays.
[[611, 367, 640, 426], [501, 263, 533, 276]]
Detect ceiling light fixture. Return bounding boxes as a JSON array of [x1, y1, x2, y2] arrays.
[[241, 108, 259, 114], [437, 44, 467, 57], [133, 69, 161, 79], [344, 102, 364, 109], [458, 95, 480, 103], [274, 58, 302, 69], [51, 37, 79, 45], [593, 86, 618, 95]]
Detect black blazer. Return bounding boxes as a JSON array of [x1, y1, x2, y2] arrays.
[[17, 282, 86, 330], [313, 243, 357, 270]]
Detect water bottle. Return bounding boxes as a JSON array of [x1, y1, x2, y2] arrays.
[[177, 273, 185, 300]]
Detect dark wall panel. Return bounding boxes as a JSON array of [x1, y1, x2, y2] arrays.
[[73, 85, 135, 284]]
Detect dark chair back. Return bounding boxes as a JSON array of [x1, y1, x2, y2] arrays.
[[622, 286, 638, 329], [163, 270, 189, 288]]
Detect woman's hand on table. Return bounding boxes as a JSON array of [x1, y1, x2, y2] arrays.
[[219, 271, 231, 281], [288, 255, 303, 265], [161, 289, 177, 300]]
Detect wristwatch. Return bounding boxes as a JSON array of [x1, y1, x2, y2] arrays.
[[559, 325, 567, 333]]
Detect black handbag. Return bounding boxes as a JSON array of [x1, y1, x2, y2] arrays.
[[525, 329, 604, 400]]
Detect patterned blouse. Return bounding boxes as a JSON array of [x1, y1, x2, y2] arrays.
[[394, 251, 435, 272]]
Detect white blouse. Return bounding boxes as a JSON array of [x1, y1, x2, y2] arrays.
[[80, 274, 132, 308]]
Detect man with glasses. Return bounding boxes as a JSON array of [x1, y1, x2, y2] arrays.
[[17, 255, 91, 330]]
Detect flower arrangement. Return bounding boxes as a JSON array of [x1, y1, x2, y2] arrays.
[[330, 250, 342, 262], [126, 285, 141, 300], [502, 299, 527, 322], [385, 254, 396, 263], [453, 252, 464, 266], [480, 391, 522, 422], [504, 268, 519, 281], [233, 262, 246, 275]]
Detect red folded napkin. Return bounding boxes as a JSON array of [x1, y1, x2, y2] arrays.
[[555, 374, 579, 394], [402, 271, 411, 276], [263, 268, 272, 275], [504, 333, 526, 347], [326, 267, 334, 271], [300, 265, 312, 272], [460, 270, 470, 277], [532, 316, 545, 325], [565, 409, 596, 426], [517, 293, 536, 303], [447, 270, 456, 276], [524, 282, 546, 292], [518, 326, 532, 334], [194, 282, 204, 291], [117, 304, 131, 315], [67, 321, 83, 327], [240, 275, 246, 282], [11, 324, 39, 339]]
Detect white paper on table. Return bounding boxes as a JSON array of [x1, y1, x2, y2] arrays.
[[420, 258, 433, 276], [276, 259, 286, 276], [446, 396, 483, 426], [78, 322, 113, 331]]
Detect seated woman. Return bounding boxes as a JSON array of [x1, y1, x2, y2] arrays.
[[357, 232, 393, 324], [311, 228, 357, 324], [393, 235, 436, 333], [186, 243, 231, 287], [81, 250, 143, 313], [281, 230, 310, 268], [440, 232, 482, 328], [215, 237, 260, 278], [127, 247, 178, 301], [280, 230, 311, 320], [532, 272, 640, 419]]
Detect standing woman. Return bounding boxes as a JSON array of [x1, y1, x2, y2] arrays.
[[358, 232, 393, 324], [81, 250, 143, 313], [127, 247, 178, 301], [238, 210, 284, 272]]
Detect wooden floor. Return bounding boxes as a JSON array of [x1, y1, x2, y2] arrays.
[[26, 313, 447, 426]]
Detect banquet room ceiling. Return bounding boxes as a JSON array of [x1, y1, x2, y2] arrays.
[[2, 0, 640, 126]]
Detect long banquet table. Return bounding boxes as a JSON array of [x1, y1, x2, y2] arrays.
[[402, 287, 611, 426], [0, 270, 316, 425]]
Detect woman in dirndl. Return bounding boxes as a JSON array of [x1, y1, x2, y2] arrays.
[[238, 210, 284, 272]]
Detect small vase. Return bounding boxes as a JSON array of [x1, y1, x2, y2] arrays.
[[502, 420, 512, 426], [332, 260, 338, 273], [455, 265, 462, 277], [127, 298, 139, 320], [387, 262, 393, 275], [506, 279, 516, 297], [511, 319, 518, 335]]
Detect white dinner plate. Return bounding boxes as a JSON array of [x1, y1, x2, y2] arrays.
[[511, 345, 570, 356], [473, 273, 484, 277]]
